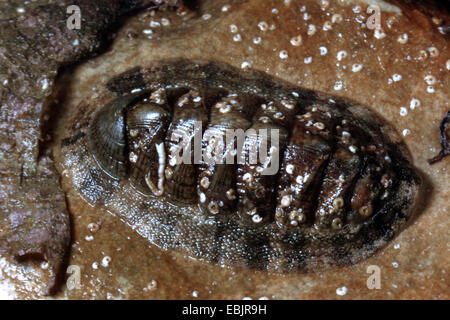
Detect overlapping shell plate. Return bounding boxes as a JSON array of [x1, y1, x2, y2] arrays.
[[61, 59, 422, 272]]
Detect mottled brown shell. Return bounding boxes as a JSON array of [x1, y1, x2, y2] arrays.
[[126, 91, 171, 195], [88, 94, 134, 180], [71, 59, 422, 272]]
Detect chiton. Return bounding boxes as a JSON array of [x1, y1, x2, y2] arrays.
[[61, 59, 422, 272]]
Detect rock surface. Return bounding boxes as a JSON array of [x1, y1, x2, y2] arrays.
[[0, 0, 448, 299]]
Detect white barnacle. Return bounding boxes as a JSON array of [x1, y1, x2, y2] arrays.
[[243, 173, 253, 183], [280, 195, 291, 207], [226, 189, 236, 201], [281, 100, 295, 110], [274, 112, 285, 120], [320, 0, 330, 9], [410, 98, 420, 110], [374, 28, 386, 39], [129, 152, 138, 163], [241, 62, 252, 70], [252, 214, 263, 223], [397, 33, 408, 44], [259, 116, 271, 123], [332, 14, 343, 24], [129, 129, 139, 138], [286, 164, 294, 175], [290, 35, 302, 46], [332, 218, 343, 230], [337, 50, 347, 61], [150, 89, 166, 104], [418, 50, 428, 60], [150, 20, 161, 28], [279, 50, 289, 59], [289, 209, 305, 223], [200, 176, 210, 189], [101, 256, 112, 267], [334, 81, 343, 91], [208, 201, 219, 215], [233, 34, 242, 42], [314, 122, 325, 130], [352, 64, 363, 72], [253, 37, 262, 45], [332, 197, 344, 210], [359, 205, 373, 217], [202, 13, 212, 20], [302, 112, 312, 119], [41, 78, 50, 91], [392, 74, 402, 82], [323, 21, 332, 31], [336, 286, 348, 296], [220, 103, 232, 113], [341, 131, 351, 141], [307, 24, 316, 36], [88, 222, 100, 233], [400, 106, 408, 116], [161, 18, 170, 26], [177, 96, 189, 107], [169, 155, 178, 166], [349, 145, 358, 153], [424, 75, 436, 85], [427, 47, 439, 58], [258, 21, 269, 32], [165, 167, 173, 180]]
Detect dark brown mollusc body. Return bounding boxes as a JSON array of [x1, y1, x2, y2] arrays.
[[64, 59, 421, 272]]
